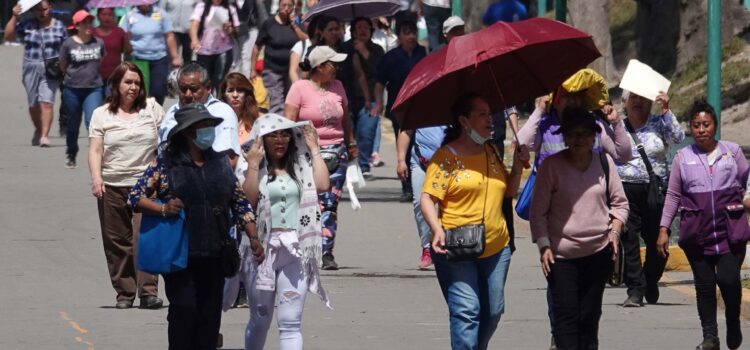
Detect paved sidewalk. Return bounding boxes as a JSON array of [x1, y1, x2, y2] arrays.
[[0, 46, 745, 350]]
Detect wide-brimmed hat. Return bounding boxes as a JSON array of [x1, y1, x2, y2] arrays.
[[553, 107, 602, 135], [167, 103, 223, 141], [249, 114, 310, 140]]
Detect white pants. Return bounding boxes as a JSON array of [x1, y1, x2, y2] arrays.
[[231, 28, 259, 77], [245, 236, 308, 350]]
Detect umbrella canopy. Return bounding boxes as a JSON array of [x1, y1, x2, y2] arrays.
[[86, 0, 157, 9], [392, 18, 602, 130], [303, 0, 401, 22]]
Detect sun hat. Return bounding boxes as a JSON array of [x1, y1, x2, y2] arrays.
[[249, 113, 310, 140], [166, 103, 223, 142]]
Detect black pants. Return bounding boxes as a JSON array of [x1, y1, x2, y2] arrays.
[[163, 257, 224, 350], [687, 249, 745, 338], [175, 32, 193, 64], [197, 51, 233, 93], [621, 182, 667, 298], [549, 247, 612, 350]]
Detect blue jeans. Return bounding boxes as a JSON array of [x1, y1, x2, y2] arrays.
[[355, 106, 380, 171], [422, 4, 451, 52], [373, 119, 381, 153], [410, 161, 430, 248], [63, 85, 104, 158], [432, 246, 512, 350]]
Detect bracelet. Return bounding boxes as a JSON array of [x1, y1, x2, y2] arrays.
[[248, 236, 259, 241], [347, 143, 357, 148], [311, 151, 321, 157], [610, 229, 621, 237], [247, 165, 259, 171], [161, 204, 166, 218]]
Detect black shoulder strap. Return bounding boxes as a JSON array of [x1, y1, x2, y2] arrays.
[[624, 119, 656, 177], [599, 152, 611, 209]]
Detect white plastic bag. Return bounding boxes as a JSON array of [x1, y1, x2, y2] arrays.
[[345, 161, 366, 210]]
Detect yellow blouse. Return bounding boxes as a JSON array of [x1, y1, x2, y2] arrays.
[[422, 146, 510, 258]]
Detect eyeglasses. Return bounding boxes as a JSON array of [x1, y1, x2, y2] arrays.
[[179, 85, 202, 93]]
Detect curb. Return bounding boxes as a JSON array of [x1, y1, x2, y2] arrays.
[[641, 245, 691, 272]]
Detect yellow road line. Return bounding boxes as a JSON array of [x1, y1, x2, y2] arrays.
[[60, 311, 94, 350]]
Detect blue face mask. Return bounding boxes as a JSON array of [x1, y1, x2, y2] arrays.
[[193, 127, 215, 150]]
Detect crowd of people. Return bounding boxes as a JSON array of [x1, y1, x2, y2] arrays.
[[5, 1, 750, 350]]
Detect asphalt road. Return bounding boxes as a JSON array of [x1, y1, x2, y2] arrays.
[[0, 45, 742, 350]]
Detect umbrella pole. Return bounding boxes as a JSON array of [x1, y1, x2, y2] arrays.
[[487, 65, 521, 147]]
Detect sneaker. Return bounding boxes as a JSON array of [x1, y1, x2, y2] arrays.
[[362, 170, 374, 180], [696, 335, 720, 350], [399, 191, 413, 203], [549, 335, 556, 350], [31, 131, 40, 146], [115, 300, 133, 309], [727, 320, 743, 349], [370, 152, 384, 167], [139, 296, 163, 309], [418, 248, 433, 270], [321, 253, 339, 270], [621, 295, 644, 307], [645, 282, 660, 304], [65, 155, 76, 169], [217, 333, 223, 348], [39, 136, 50, 148], [235, 289, 248, 308]]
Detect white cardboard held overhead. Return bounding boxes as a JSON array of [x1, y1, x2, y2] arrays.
[[18, 0, 42, 14], [619, 59, 671, 101]]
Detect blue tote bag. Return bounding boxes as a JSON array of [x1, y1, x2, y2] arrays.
[[514, 168, 536, 221], [137, 203, 188, 275]]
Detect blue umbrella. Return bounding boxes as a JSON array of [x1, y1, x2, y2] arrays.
[[303, 0, 401, 22]]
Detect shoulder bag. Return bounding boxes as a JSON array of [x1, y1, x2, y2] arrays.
[[624, 119, 665, 212], [443, 146, 489, 261], [600, 152, 625, 286], [137, 199, 189, 275], [38, 27, 64, 81]]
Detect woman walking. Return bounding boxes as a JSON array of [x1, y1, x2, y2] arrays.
[[284, 45, 355, 270], [129, 103, 263, 349], [616, 90, 685, 307], [242, 114, 331, 350], [4, 1, 67, 147], [251, 0, 304, 113], [657, 100, 750, 350], [120, 1, 182, 104], [219, 72, 260, 147], [88, 62, 163, 310], [93, 7, 132, 89], [60, 10, 105, 169], [189, 0, 240, 92], [420, 94, 527, 349], [530, 107, 629, 350]]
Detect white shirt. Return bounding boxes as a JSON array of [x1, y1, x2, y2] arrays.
[[160, 95, 241, 156], [422, 0, 451, 8]]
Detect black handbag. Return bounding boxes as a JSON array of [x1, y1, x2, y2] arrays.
[[443, 147, 490, 261], [39, 32, 64, 81], [213, 207, 240, 277], [320, 144, 345, 173], [599, 152, 626, 286], [624, 120, 665, 212]]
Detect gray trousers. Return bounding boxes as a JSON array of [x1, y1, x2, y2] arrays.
[[262, 69, 290, 114]]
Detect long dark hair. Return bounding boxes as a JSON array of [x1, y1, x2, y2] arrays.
[[316, 15, 342, 48], [198, 0, 231, 38], [165, 133, 192, 168], [264, 130, 301, 187], [442, 93, 482, 146], [106, 62, 148, 114]]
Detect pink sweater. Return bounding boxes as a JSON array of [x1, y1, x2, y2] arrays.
[[530, 152, 629, 259]]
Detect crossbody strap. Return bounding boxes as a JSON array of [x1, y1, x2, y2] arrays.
[[599, 152, 611, 209], [443, 145, 490, 225], [624, 119, 656, 177]]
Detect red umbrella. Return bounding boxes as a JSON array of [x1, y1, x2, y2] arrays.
[[392, 18, 602, 130]]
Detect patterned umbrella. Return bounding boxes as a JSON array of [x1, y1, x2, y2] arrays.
[[86, 0, 157, 9], [302, 0, 401, 22]]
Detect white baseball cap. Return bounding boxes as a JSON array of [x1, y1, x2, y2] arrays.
[[443, 16, 465, 35], [307, 46, 348, 69]]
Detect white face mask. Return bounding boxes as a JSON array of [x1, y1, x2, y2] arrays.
[[467, 127, 490, 145]]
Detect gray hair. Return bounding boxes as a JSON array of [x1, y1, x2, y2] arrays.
[[178, 62, 210, 86]]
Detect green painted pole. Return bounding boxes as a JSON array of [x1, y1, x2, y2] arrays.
[[554, 0, 566, 22], [538, 0, 547, 17], [452, 0, 462, 17], [707, 0, 721, 138]]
